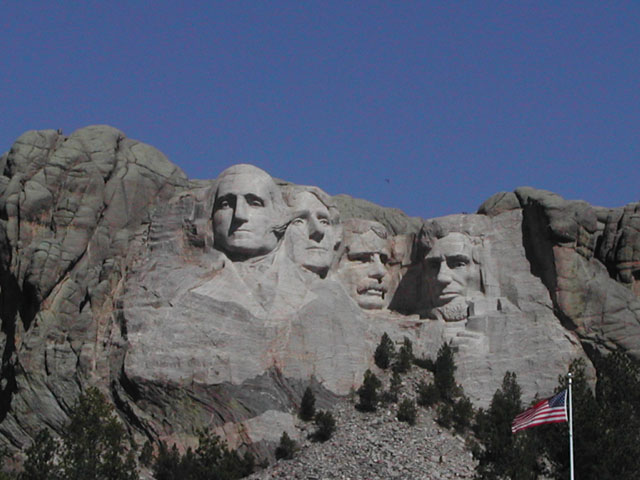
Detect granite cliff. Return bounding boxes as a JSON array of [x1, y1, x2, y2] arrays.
[[0, 126, 638, 461]]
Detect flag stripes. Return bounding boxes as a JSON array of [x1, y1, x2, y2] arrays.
[[511, 390, 568, 433]]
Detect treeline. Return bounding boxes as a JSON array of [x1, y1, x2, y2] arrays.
[[0, 388, 255, 480], [4, 339, 640, 479], [474, 352, 640, 479], [366, 332, 640, 479]]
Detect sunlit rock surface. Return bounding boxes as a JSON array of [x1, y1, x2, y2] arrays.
[[0, 125, 638, 459]]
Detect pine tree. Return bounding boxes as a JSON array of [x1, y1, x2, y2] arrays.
[[434, 342, 457, 402], [275, 432, 297, 460], [473, 371, 541, 479], [393, 337, 413, 374], [58, 387, 138, 480], [356, 369, 382, 412], [312, 411, 336, 442], [299, 386, 316, 421], [416, 380, 440, 407], [19, 429, 59, 480], [397, 398, 417, 425], [374, 332, 396, 369]]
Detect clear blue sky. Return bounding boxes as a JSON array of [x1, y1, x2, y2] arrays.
[[2, 1, 638, 219]]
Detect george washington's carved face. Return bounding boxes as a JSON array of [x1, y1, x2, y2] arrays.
[[213, 165, 283, 259]]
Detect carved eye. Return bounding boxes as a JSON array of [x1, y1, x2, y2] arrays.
[[218, 199, 231, 209], [319, 218, 330, 226], [349, 253, 372, 263], [292, 218, 305, 226], [245, 194, 265, 207], [449, 257, 470, 269], [379, 254, 389, 265]]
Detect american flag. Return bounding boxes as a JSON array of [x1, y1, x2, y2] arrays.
[[511, 390, 568, 433]]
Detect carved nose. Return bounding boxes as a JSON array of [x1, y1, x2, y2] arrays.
[[369, 255, 386, 280], [234, 198, 249, 221], [308, 217, 325, 242], [436, 263, 453, 285]]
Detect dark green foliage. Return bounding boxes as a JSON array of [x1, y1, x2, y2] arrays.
[[299, 386, 316, 421], [58, 387, 138, 480], [20, 388, 138, 480], [152, 443, 182, 480], [434, 342, 457, 402], [416, 381, 440, 408], [138, 441, 153, 468], [356, 369, 382, 412], [374, 332, 396, 370], [392, 337, 414, 374], [436, 403, 452, 429], [412, 355, 434, 371], [381, 371, 403, 404], [473, 372, 542, 479], [153, 430, 254, 480], [274, 432, 296, 461], [312, 411, 336, 442], [540, 355, 640, 480], [451, 395, 474, 433], [397, 398, 417, 425], [20, 429, 58, 480]]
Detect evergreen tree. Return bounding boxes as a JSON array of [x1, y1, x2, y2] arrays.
[[356, 369, 382, 412], [434, 342, 457, 402], [397, 398, 417, 425], [451, 395, 474, 433], [299, 386, 316, 421], [416, 380, 440, 408], [374, 332, 396, 370], [58, 387, 138, 480], [20, 429, 59, 480], [274, 432, 296, 460], [387, 371, 402, 403], [138, 441, 153, 468], [152, 430, 254, 480], [473, 371, 542, 479], [393, 337, 414, 374], [312, 411, 336, 442], [541, 355, 640, 480]]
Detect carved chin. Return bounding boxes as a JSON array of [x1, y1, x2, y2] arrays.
[[356, 288, 387, 309], [435, 300, 469, 321]]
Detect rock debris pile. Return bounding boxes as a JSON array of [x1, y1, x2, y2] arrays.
[[250, 372, 476, 480]]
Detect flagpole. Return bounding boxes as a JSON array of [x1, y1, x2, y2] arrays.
[[568, 372, 574, 480]]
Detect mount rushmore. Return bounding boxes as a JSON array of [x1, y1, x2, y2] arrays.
[[0, 125, 638, 458]]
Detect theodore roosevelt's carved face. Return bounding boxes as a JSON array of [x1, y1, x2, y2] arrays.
[[423, 232, 481, 320], [213, 165, 283, 259], [285, 191, 337, 277], [335, 221, 391, 310]]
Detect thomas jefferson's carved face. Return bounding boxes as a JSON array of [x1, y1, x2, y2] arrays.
[[213, 167, 281, 258], [423, 232, 481, 319], [336, 226, 391, 310], [286, 191, 336, 276]]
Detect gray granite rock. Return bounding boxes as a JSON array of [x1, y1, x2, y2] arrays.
[[0, 126, 638, 469]]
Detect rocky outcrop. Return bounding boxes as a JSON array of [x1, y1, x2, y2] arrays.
[[0, 125, 638, 464], [0, 126, 187, 449]]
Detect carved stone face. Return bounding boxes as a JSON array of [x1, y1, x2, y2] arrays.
[[213, 166, 281, 259], [336, 226, 391, 310], [286, 191, 336, 276], [423, 232, 481, 320]]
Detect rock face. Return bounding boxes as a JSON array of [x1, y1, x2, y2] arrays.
[[0, 125, 638, 460]]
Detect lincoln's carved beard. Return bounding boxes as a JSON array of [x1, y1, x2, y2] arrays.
[[434, 297, 469, 321]]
